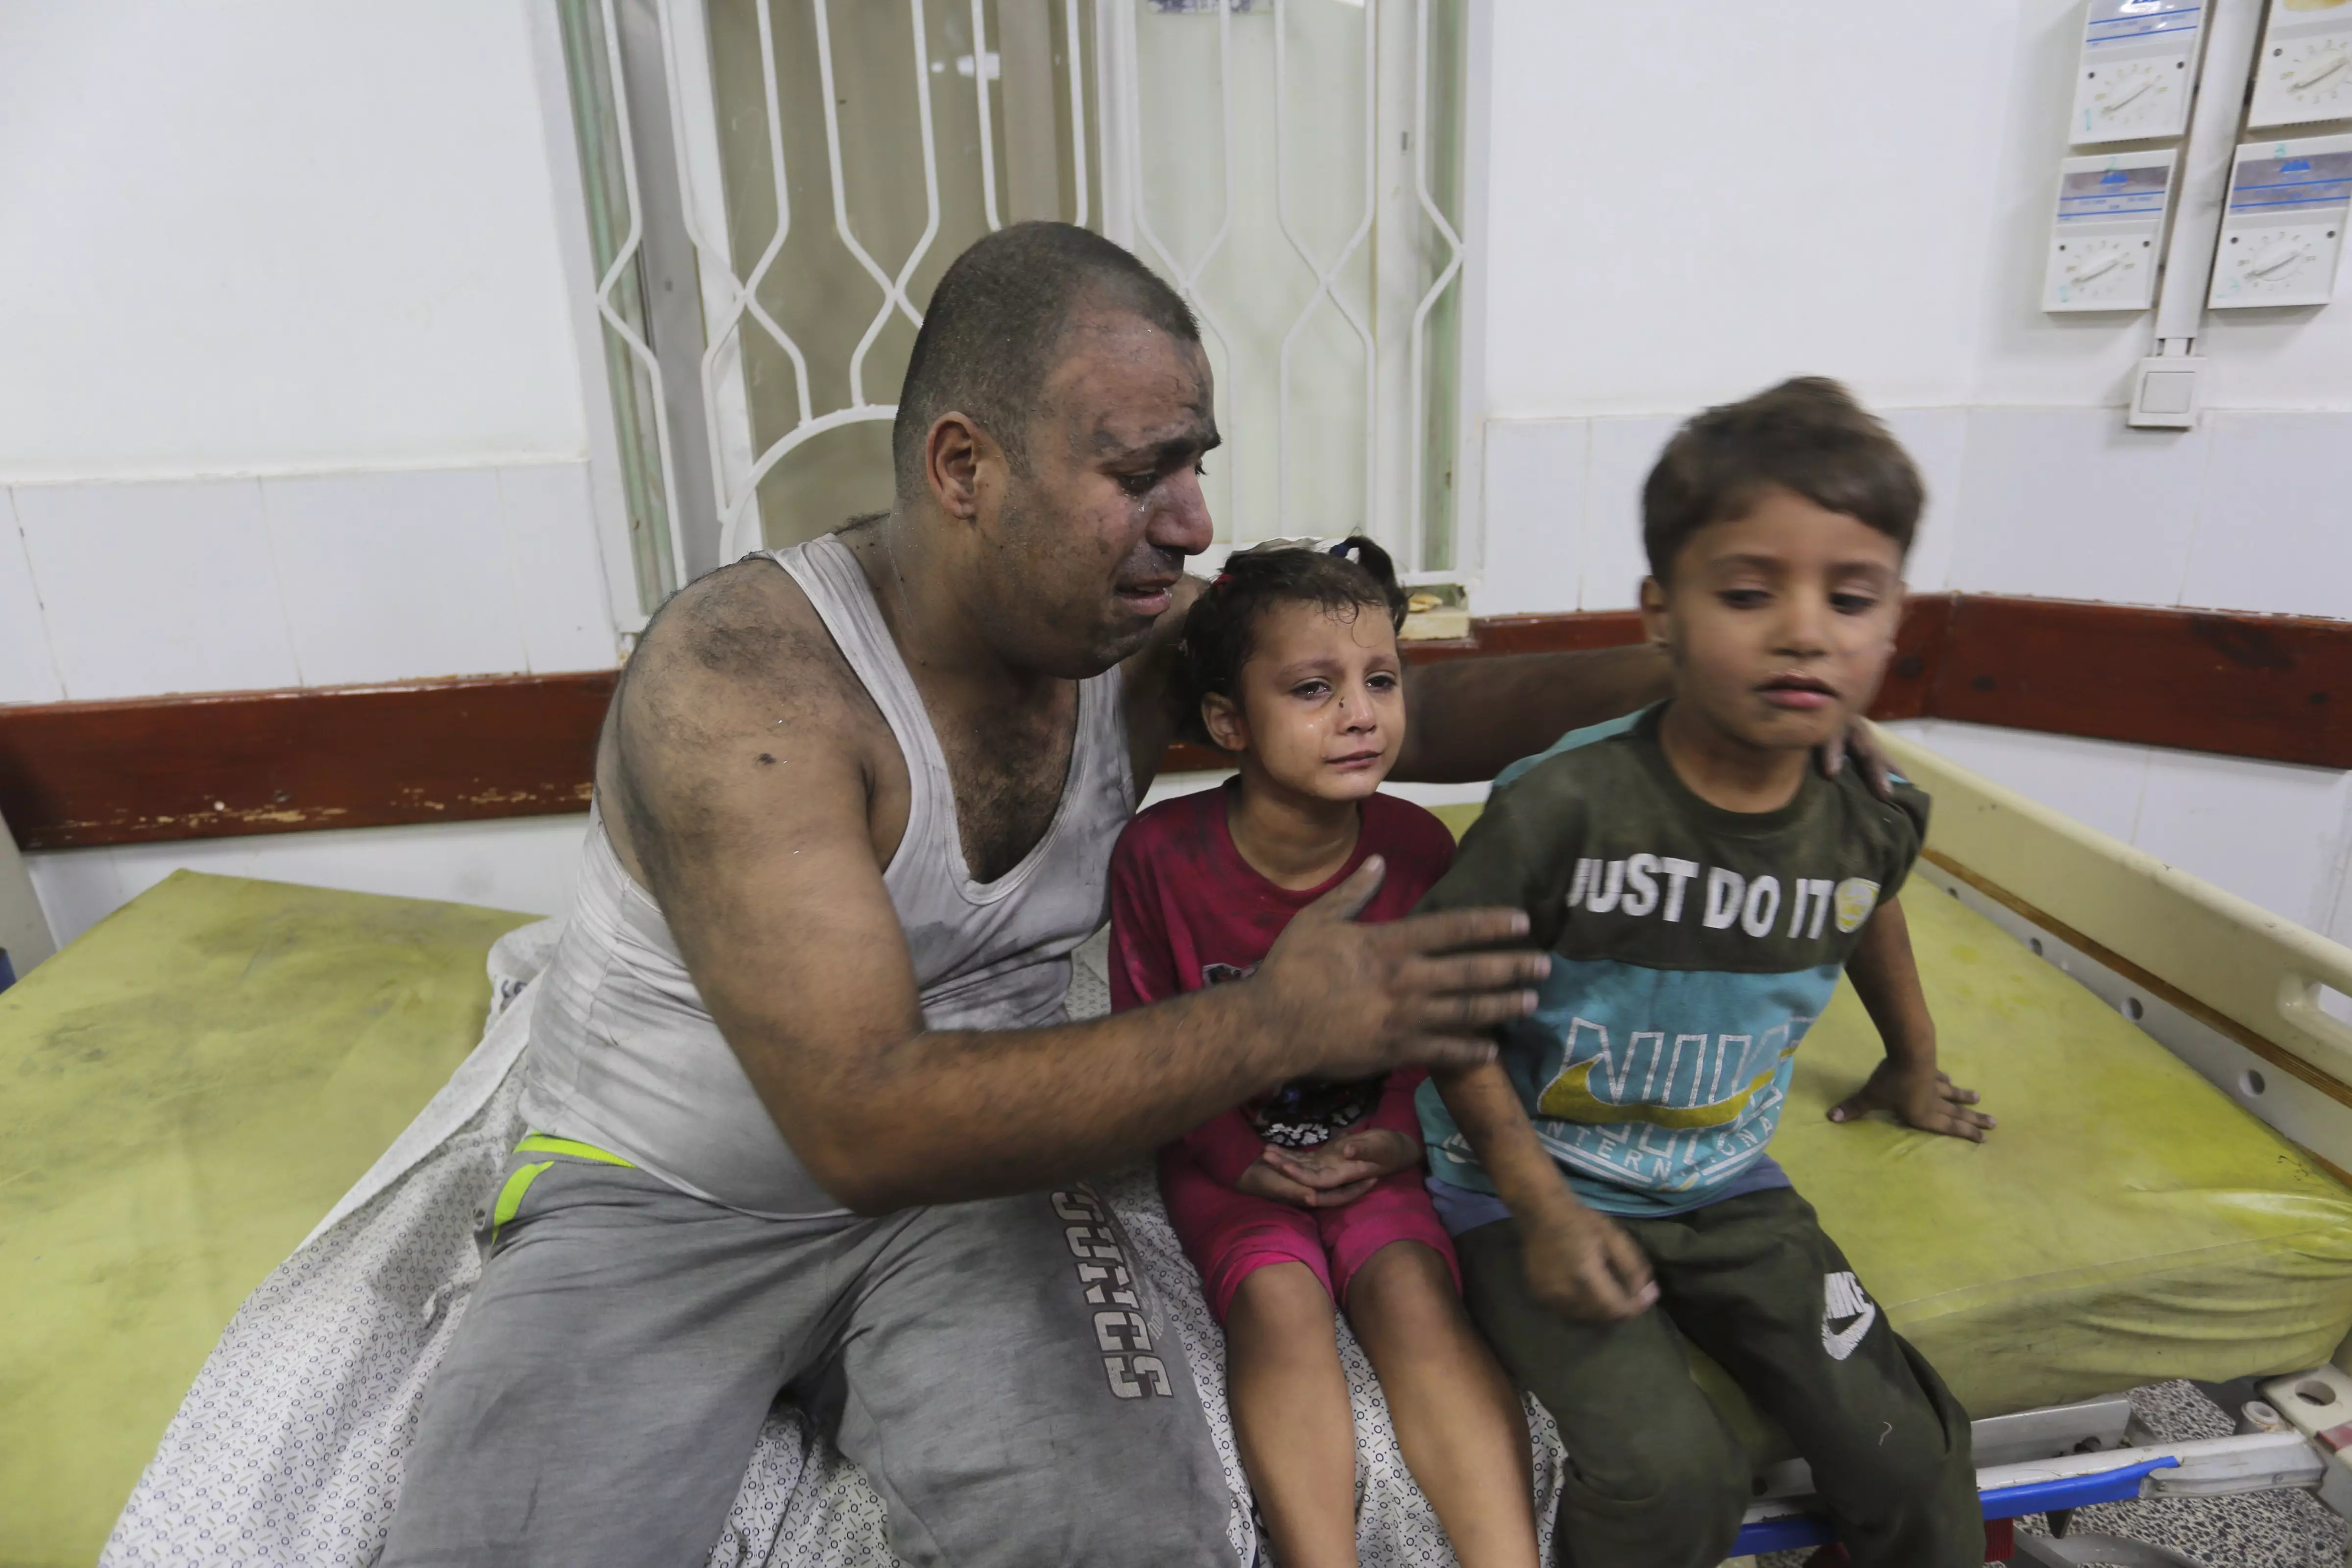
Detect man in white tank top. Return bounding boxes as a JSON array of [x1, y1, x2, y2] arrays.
[[384, 225, 1686, 1568]]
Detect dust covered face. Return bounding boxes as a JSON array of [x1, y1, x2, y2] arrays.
[[1645, 486, 1905, 755], [1204, 599, 1404, 806], [978, 310, 1219, 677]]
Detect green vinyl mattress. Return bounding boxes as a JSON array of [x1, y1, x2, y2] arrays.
[[7, 845, 2352, 1564], [0, 871, 534, 1568]]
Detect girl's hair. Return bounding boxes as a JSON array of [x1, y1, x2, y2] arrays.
[[1176, 536, 1409, 748]]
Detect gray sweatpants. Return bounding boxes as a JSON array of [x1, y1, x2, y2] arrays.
[[381, 1147, 1237, 1567]]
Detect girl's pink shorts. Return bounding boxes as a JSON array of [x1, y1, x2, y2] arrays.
[[1157, 1147, 1461, 1323]]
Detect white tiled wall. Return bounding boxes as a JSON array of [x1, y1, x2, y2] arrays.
[[1889, 721, 2150, 848], [1881, 721, 2352, 952], [15, 478, 302, 700], [265, 468, 530, 688], [0, 496, 61, 705], [25, 814, 593, 952], [1479, 405, 2352, 622], [1476, 420, 1587, 618], [2134, 748, 2352, 937], [1476, 402, 1994, 617], [4, 458, 622, 953], [1579, 416, 1681, 612], [2176, 413, 2352, 622], [1880, 407, 1968, 595], [1944, 409, 2213, 606], [496, 463, 625, 673], [1, 458, 618, 702]]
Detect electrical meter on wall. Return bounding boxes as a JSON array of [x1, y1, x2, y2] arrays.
[[2068, 0, 2206, 145], [2044, 149, 2177, 312], [2251, 0, 2352, 129], [2209, 134, 2352, 307]]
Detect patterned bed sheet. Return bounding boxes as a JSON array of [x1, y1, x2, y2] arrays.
[[101, 923, 1565, 1568]]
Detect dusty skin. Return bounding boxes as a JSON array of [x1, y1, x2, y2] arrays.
[[586, 299, 1670, 1214]]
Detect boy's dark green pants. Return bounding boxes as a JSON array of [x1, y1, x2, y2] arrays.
[[1455, 1186, 1980, 1568]]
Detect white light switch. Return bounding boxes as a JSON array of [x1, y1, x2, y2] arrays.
[[2127, 356, 2204, 430]]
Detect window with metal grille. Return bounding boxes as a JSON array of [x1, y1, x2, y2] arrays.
[[552, 0, 1480, 616]]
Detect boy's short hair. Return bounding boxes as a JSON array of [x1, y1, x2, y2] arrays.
[[1642, 377, 1922, 581]]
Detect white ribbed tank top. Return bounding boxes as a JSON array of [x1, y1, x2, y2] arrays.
[[518, 533, 1136, 1217]]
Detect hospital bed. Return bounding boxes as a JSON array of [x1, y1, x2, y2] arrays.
[[5, 732, 2352, 1568], [1704, 730, 2352, 1564]]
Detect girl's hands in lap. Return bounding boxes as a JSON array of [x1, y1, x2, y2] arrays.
[[1238, 1129, 1421, 1209]]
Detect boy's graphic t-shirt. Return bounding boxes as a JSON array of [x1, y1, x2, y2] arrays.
[[1109, 782, 1458, 1185], [1416, 705, 1929, 1219]]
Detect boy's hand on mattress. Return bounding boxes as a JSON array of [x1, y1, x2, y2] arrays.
[[1828, 1060, 1996, 1142], [1235, 1158, 1377, 1209], [1258, 1129, 1420, 1207], [1522, 1202, 1658, 1321], [1816, 719, 1894, 801], [1250, 856, 1547, 1079]]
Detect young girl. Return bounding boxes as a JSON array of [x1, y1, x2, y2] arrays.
[[1108, 539, 1539, 1568]]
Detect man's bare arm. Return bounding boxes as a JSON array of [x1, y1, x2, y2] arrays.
[[612, 569, 1548, 1215], [1390, 645, 1672, 784]]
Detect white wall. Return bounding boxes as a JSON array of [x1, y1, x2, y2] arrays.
[[0, 2, 619, 947], [1473, 0, 2352, 947], [1883, 720, 2352, 952], [0, 0, 616, 708], [0, 2, 589, 482], [26, 816, 594, 952], [1482, 0, 2352, 418], [10, 0, 2351, 957]]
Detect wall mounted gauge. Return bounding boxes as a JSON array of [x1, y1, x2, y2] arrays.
[[2250, 0, 2352, 129], [2068, 0, 2206, 145], [2210, 133, 2352, 307], [2044, 149, 2178, 311]]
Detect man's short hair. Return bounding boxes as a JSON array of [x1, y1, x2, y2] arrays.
[[893, 222, 1198, 500], [1642, 376, 1922, 580]]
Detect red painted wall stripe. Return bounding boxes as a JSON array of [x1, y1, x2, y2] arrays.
[[0, 595, 2343, 852]]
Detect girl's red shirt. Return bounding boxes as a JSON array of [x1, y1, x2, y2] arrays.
[[1106, 781, 1459, 1185]]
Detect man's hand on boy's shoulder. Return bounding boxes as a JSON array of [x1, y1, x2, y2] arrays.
[[1817, 718, 1895, 801], [1828, 1060, 1997, 1142], [1248, 856, 1545, 1079], [1520, 1201, 1660, 1322]]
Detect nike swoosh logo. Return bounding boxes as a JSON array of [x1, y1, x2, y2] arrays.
[[1822, 1301, 1877, 1361]]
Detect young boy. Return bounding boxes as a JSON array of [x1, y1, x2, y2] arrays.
[[1418, 378, 1995, 1568]]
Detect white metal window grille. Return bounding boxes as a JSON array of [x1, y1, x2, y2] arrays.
[[554, 0, 1478, 606]]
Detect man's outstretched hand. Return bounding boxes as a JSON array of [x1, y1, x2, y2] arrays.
[[1250, 855, 1546, 1080], [1829, 1060, 1996, 1142]]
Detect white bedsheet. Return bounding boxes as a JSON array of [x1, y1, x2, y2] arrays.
[[102, 923, 1563, 1567]]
